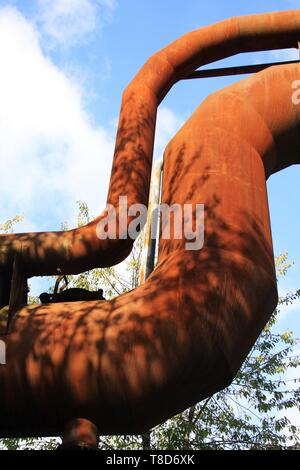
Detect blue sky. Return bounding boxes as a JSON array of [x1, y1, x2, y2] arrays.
[[0, 0, 299, 333]]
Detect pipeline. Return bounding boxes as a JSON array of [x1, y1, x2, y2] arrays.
[[139, 158, 163, 285], [0, 10, 300, 437]]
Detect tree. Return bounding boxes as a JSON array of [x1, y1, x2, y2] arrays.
[[0, 205, 299, 450]]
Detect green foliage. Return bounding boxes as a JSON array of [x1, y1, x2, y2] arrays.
[[0, 215, 23, 233], [0, 205, 299, 450], [0, 437, 60, 450], [275, 251, 294, 276]]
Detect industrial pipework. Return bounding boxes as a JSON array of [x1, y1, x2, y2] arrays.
[[0, 10, 300, 437]]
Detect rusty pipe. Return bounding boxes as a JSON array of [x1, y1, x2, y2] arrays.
[[139, 158, 163, 284], [1, 10, 300, 277], [0, 11, 300, 437]]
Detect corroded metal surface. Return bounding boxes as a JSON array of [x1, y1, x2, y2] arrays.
[[0, 10, 300, 437], [185, 59, 300, 79], [139, 158, 163, 284]]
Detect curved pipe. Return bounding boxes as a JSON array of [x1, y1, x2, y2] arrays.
[[0, 11, 300, 437], [1, 10, 300, 277]]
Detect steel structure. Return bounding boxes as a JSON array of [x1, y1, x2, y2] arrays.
[[0, 10, 300, 437]]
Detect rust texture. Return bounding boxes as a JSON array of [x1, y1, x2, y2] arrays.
[[58, 418, 99, 450], [0, 10, 300, 437]]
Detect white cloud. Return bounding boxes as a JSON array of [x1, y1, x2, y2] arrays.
[[36, 0, 116, 48], [0, 6, 113, 229]]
